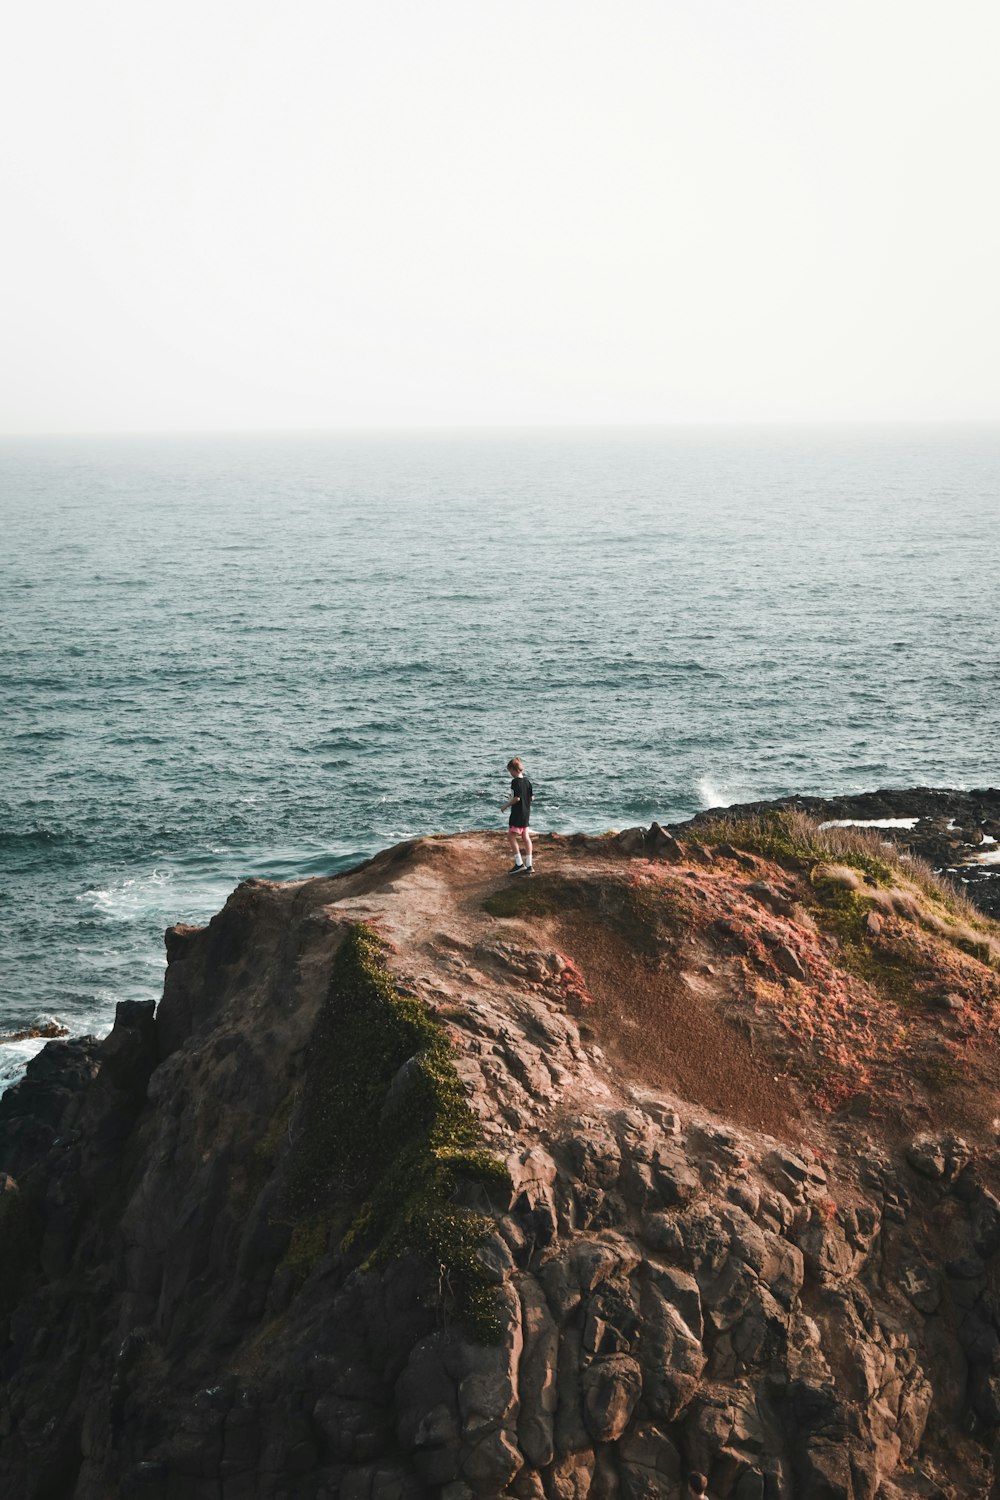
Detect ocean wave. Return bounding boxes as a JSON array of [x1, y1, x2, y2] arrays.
[[0, 824, 80, 847], [76, 867, 239, 926], [298, 735, 369, 754], [696, 777, 735, 809], [0, 1036, 52, 1091], [256, 849, 363, 879], [77, 869, 172, 921]]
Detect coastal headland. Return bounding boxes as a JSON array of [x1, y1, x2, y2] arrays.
[[3, 792, 1000, 1498]]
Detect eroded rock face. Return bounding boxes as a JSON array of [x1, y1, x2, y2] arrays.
[[1, 832, 999, 1498]]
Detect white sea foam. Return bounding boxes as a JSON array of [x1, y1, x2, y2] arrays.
[[0, 1037, 49, 1091], [79, 869, 172, 921], [0, 1009, 114, 1094], [77, 868, 236, 926], [696, 777, 732, 809]]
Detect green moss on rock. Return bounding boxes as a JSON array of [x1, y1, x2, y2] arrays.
[[281, 923, 508, 1337], [811, 879, 924, 1004]]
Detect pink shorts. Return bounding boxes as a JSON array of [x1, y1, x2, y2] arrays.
[[508, 826, 529, 836]]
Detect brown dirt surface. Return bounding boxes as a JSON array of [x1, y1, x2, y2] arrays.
[[320, 826, 1000, 1158], [558, 913, 802, 1140]]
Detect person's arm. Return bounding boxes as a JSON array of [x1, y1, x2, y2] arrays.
[[500, 794, 517, 811]]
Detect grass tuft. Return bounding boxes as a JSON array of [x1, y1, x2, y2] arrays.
[[695, 810, 895, 884]]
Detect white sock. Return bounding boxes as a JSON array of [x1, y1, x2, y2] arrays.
[[513, 852, 523, 866], [525, 855, 533, 868]]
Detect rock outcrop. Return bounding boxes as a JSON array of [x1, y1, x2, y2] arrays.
[[3, 813, 1000, 1499]]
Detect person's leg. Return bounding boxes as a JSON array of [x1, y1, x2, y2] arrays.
[[506, 828, 523, 868], [523, 828, 533, 869]]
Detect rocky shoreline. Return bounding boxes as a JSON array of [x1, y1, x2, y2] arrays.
[[2, 795, 1000, 1498]]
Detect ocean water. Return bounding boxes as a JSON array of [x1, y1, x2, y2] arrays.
[[2, 426, 998, 1087]]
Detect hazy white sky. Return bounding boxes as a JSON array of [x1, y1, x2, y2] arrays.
[[1, 1, 998, 432]]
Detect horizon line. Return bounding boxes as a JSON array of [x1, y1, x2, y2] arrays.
[[2, 417, 999, 442]]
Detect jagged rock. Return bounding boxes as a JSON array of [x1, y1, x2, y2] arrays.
[[795, 1205, 866, 1285], [970, 1189, 1000, 1258], [685, 1390, 779, 1499], [554, 1326, 590, 1458], [968, 1366, 1000, 1424], [906, 1133, 970, 1182], [617, 828, 646, 856], [773, 943, 808, 982], [0, 1019, 69, 1044], [722, 1205, 805, 1308], [572, 1233, 642, 1292], [476, 1232, 516, 1284], [0, 1034, 102, 1176], [637, 1282, 706, 1420], [646, 823, 684, 861], [565, 1129, 623, 1193], [622, 1138, 700, 1211], [517, 1279, 558, 1468], [509, 1471, 546, 1500], [649, 1262, 703, 1340], [727, 1177, 760, 1217], [747, 880, 795, 918], [581, 1354, 643, 1442], [548, 1451, 596, 1500], [617, 1425, 681, 1499], [906, 1136, 948, 1179], [897, 1258, 942, 1314]]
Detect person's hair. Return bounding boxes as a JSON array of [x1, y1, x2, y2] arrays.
[[507, 757, 523, 775], [688, 1476, 709, 1497]]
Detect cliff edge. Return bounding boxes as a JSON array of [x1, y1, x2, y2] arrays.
[[4, 810, 1000, 1499]]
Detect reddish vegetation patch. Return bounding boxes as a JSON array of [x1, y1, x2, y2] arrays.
[[554, 954, 593, 1006]]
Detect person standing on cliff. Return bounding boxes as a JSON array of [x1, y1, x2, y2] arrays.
[[501, 757, 534, 875]]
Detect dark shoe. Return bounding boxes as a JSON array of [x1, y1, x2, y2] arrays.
[[524, 866, 536, 876], [507, 864, 526, 876]]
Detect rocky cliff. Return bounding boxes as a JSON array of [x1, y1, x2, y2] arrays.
[[4, 805, 1000, 1500]]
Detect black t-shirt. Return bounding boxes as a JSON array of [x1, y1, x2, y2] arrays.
[[509, 775, 533, 827]]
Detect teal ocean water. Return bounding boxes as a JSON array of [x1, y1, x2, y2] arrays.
[[2, 427, 998, 1086]]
